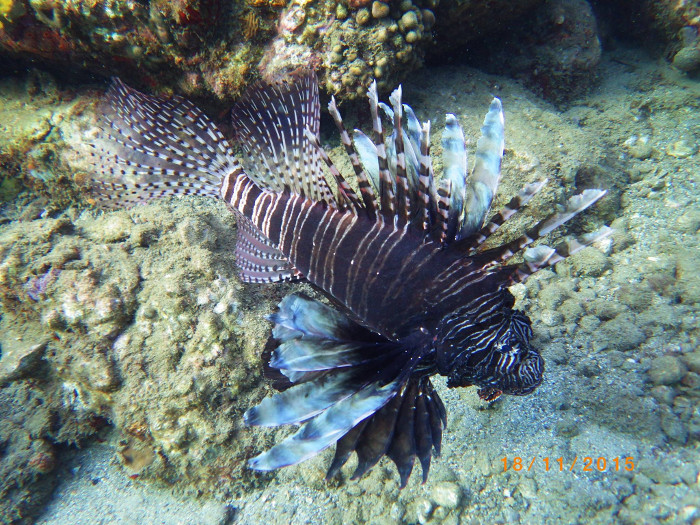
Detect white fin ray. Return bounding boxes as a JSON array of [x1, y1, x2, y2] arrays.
[[460, 97, 505, 237], [272, 340, 374, 372], [243, 371, 358, 427], [538, 189, 607, 236], [248, 379, 400, 470]]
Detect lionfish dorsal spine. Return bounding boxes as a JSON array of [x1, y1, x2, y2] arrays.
[[303, 127, 363, 213], [459, 97, 506, 239], [367, 81, 397, 218], [483, 189, 608, 271], [441, 113, 468, 240], [327, 96, 379, 219], [457, 178, 548, 252], [436, 178, 453, 242], [389, 85, 412, 224], [513, 225, 614, 283], [417, 120, 435, 232]]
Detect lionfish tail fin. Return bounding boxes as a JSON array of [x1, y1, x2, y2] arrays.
[[88, 78, 238, 208], [245, 294, 442, 487]]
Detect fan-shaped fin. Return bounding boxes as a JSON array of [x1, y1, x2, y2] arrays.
[[271, 339, 385, 372], [324, 375, 447, 487], [89, 180, 220, 209], [351, 388, 403, 479], [231, 70, 336, 206], [246, 293, 431, 483], [267, 293, 378, 343], [412, 385, 433, 483], [387, 381, 419, 487], [88, 78, 238, 209], [426, 381, 447, 455], [248, 378, 401, 470], [244, 371, 357, 427], [326, 419, 369, 480]]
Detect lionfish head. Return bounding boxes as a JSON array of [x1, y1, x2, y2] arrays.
[[485, 331, 544, 396], [442, 309, 544, 399]]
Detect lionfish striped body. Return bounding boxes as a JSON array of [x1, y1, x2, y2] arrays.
[[90, 71, 611, 486]]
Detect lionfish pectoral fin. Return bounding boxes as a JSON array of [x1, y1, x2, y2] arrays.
[[247, 379, 401, 471], [326, 375, 446, 488], [246, 293, 436, 486]]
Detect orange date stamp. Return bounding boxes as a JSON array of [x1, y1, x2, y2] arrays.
[[501, 456, 635, 472]]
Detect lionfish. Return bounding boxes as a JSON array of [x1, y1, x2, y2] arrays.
[[89, 70, 610, 487]]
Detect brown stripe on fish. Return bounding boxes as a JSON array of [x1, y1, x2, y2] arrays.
[[389, 86, 411, 224], [367, 81, 396, 218], [328, 96, 379, 219]]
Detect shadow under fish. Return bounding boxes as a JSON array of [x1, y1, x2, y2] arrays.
[[88, 70, 611, 487]]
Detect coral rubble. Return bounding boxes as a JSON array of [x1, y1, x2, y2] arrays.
[[0, 193, 292, 519]]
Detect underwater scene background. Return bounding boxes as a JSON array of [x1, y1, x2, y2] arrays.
[[0, 0, 698, 524]]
